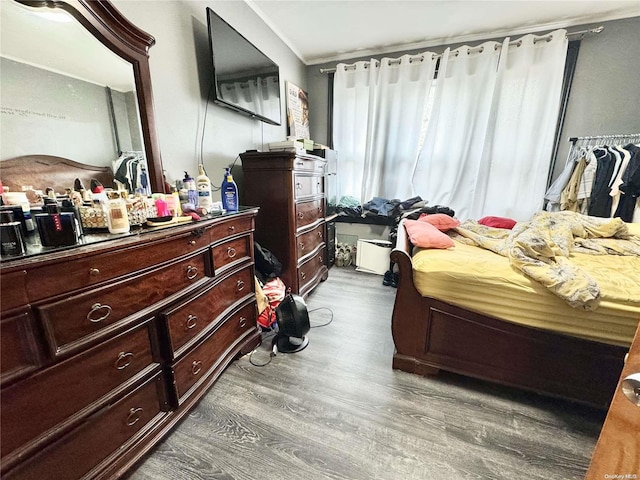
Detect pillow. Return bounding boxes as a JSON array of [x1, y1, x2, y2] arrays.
[[404, 220, 454, 249], [418, 213, 460, 231], [478, 216, 517, 229]]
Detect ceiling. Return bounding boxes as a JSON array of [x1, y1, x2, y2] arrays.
[[246, 0, 640, 65]]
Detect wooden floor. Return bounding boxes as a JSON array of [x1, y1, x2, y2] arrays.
[[129, 267, 605, 480]]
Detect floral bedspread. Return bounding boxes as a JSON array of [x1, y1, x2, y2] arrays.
[[452, 211, 640, 310]]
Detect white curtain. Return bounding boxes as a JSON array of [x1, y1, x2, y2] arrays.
[[413, 30, 568, 221], [333, 54, 437, 203], [412, 41, 503, 220]]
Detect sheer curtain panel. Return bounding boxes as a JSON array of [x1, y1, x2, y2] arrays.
[[412, 41, 503, 220], [333, 54, 437, 204], [413, 30, 568, 221]]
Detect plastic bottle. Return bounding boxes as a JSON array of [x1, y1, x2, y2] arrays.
[[183, 171, 198, 206], [104, 192, 130, 234], [221, 167, 238, 213], [196, 164, 213, 210]]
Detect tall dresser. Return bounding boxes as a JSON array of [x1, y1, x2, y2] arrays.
[[240, 150, 328, 296], [0, 208, 260, 479]]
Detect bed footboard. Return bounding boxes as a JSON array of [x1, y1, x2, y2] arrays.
[[390, 220, 627, 409]]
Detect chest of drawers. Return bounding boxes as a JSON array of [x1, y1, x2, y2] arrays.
[[0, 208, 260, 479], [240, 151, 328, 296]]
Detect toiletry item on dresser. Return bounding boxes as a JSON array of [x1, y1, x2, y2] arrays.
[[197, 164, 213, 209], [0, 211, 27, 257], [2, 191, 35, 234], [61, 199, 84, 237], [221, 167, 238, 212], [35, 204, 80, 247], [104, 192, 130, 234], [164, 189, 182, 217], [184, 171, 198, 206]]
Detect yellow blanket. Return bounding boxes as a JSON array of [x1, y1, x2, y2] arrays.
[[453, 211, 640, 310]]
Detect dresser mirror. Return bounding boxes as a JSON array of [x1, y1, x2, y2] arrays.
[[0, 0, 165, 193]]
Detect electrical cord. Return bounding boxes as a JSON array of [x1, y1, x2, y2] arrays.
[[309, 307, 333, 328], [247, 307, 334, 367]]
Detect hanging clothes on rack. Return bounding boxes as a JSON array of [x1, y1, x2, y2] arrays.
[[112, 151, 146, 193], [613, 143, 640, 222], [549, 133, 640, 220]]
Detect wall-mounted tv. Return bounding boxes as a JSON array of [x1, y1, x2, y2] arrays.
[[206, 7, 281, 125]]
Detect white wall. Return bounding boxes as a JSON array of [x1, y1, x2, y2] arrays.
[[112, 0, 307, 191]]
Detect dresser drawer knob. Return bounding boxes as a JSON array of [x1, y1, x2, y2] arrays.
[[126, 407, 143, 426], [228, 225, 236, 233], [301, 271, 306, 280], [239, 316, 247, 328], [87, 303, 112, 323], [185, 314, 198, 330], [115, 351, 134, 370], [319, 256, 323, 264], [89, 268, 100, 276], [296, 183, 302, 190], [296, 161, 304, 167], [186, 265, 198, 280], [188, 240, 196, 246], [299, 242, 305, 251], [236, 279, 245, 291], [227, 246, 237, 258], [317, 231, 322, 238], [192, 360, 203, 375], [298, 212, 305, 219]]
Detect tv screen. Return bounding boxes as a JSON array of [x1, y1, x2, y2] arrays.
[[206, 7, 281, 125]]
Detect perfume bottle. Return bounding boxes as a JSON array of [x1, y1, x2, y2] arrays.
[[104, 192, 130, 234], [35, 204, 79, 247], [0, 210, 27, 257]]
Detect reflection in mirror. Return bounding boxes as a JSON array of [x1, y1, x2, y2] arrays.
[[0, 0, 150, 194]]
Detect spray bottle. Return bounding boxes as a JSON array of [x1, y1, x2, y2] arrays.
[[221, 167, 238, 212]]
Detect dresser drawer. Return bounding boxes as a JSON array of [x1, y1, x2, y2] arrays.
[[26, 229, 211, 302], [162, 266, 254, 357], [0, 270, 28, 313], [298, 246, 327, 296], [294, 174, 324, 199], [36, 252, 208, 357], [296, 223, 325, 261], [172, 302, 256, 402], [4, 372, 166, 480], [0, 321, 157, 461], [292, 157, 326, 173], [1, 310, 41, 385], [211, 234, 252, 276], [295, 199, 324, 230], [209, 215, 254, 243]]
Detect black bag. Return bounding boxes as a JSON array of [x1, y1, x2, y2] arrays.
[[254, 241, 282, 283]]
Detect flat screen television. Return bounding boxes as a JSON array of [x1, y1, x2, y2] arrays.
[[206, 7, 281, 125]]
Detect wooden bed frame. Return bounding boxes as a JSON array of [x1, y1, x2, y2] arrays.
[[1, 155, 113, 195], [390, 219, 630, 409]]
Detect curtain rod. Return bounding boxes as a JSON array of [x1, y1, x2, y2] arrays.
[[319, 26, 604, 74]]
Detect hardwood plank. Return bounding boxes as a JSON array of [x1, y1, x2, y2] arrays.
[[129, 267, 605, 480]]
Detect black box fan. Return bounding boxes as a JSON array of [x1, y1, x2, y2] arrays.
[[275, 294, 310, 353]]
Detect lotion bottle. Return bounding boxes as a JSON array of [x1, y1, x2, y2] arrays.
[[196, 164, 213, 210], [221, 168, 238, 212], [105, 192, 130, 234]]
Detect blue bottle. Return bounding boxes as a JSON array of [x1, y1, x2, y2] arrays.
[[221, 168, 238, 212]]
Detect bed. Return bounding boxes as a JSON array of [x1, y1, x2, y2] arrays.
[[390, 212, 640, 409]]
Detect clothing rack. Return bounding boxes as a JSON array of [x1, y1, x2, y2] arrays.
[[319, 26, 603, 74], [569, 133, 640, 145]]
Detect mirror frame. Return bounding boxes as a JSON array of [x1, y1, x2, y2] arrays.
[[16, 0, 165, 193]]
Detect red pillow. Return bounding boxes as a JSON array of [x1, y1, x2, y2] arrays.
[[478, 216, 517, 229], [404, 220, 454, 249], [418, 213, 460, 231]]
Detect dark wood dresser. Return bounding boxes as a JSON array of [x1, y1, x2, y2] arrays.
[[240, 151, 328, 296], [0, 208, 261, 479]]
